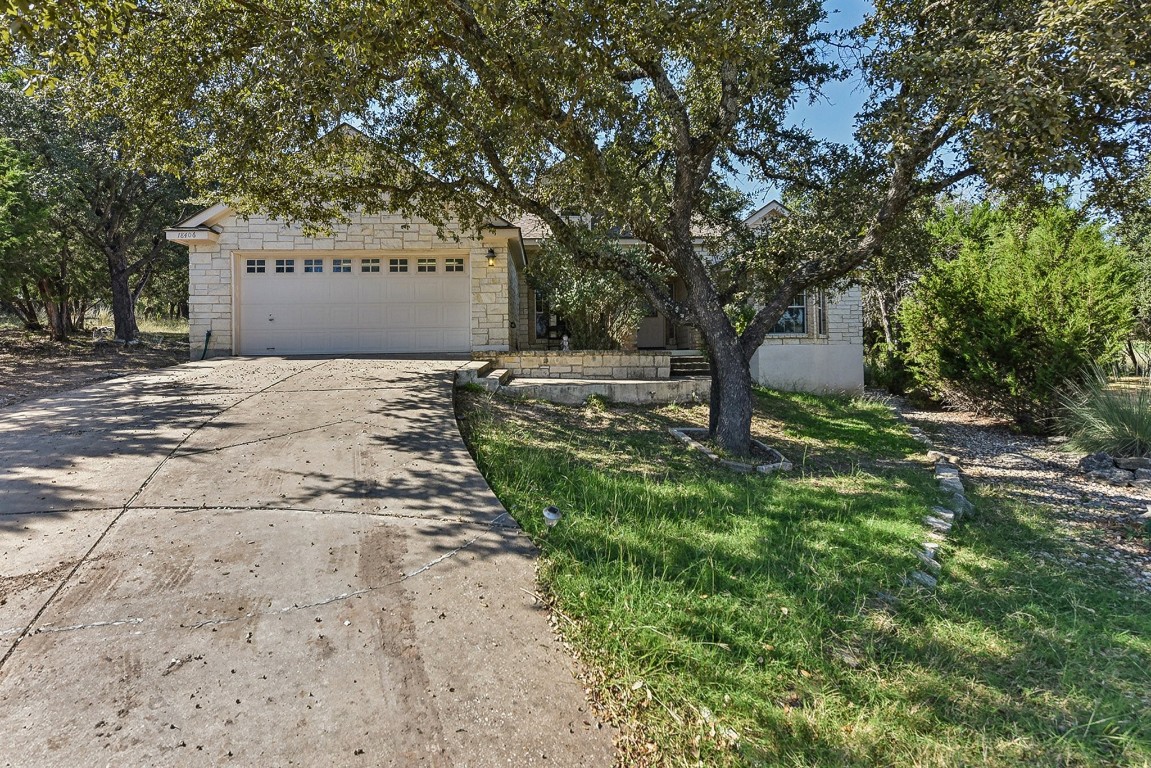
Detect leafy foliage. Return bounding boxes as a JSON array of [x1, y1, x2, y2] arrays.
[[900, 204, 1136, 431], [1058, 365, 1151, 458], [0, 83, 190, 340], [4, 0, 1149, 450], [1116, 174, 1151, 348], [527, 236, 655, 350], [0, 137, 44, 268]]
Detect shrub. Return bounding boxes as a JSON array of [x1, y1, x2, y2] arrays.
[[900, 204, 1136, 432], [527, 235, 659, 350], [863, 343, 915, 395], [1058, 364, 1151, 457]]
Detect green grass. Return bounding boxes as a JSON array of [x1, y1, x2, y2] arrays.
[[90, 311, 189, 334], [457, 389, 1151, 767]]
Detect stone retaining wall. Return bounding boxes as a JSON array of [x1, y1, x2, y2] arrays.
[[490, 351, 671, 380]]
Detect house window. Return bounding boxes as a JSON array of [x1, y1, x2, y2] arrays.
[[770, 293, 806, 334], [417, 258, 436, 273], [361, 258, 381, 273], [275, 259, 295, 274], [245, 259, 265, 274], [332, 258, 352, 273], [444, 257, 465, 273], [303, 258, 323, 273], [389, 258, 409, 273]]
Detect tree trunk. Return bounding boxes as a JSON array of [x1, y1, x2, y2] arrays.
[[36, 278, 68, 342], [698, 312, 754, 456], [2, 294, 41, 330], [108, 256, 137, 343], [876, 290, 896, 349], [70, 299, 88, 332], [1128, 339, 1142, 376]]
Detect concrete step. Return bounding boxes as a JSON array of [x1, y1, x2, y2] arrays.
[[455, 359, 495, 385], [670, 355, 710, 378], [476, 368, 512, 392]]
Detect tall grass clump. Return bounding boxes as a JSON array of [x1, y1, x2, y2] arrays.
[[1058, 364, 1151, 457]]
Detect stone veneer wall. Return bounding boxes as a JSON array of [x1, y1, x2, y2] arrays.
[[184, 211, 513, 358], [491, 351, 672, 380]]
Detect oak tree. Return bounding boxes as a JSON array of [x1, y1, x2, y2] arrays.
[[6, 0, 1147, 452]]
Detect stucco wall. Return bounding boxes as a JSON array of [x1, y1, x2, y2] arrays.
[[750, 286, 864, 394], [183, 211, 513, 358]]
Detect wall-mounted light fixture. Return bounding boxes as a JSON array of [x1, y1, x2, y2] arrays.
[[486, 248, 496, 267]]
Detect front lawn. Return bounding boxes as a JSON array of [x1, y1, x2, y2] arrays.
[[457, 389, 1151, 767]]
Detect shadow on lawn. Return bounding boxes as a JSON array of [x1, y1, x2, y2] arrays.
[[464, 392, 1151, 766]]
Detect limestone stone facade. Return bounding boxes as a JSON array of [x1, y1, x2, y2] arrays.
[[172, 206, 517, 358], [493, 351, 671, 380], [170, 202, 864, 394]]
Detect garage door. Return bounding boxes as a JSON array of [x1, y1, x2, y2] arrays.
[[236, 253, 471, 355]]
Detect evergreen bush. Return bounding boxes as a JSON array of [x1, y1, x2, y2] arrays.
[[899, 205, 1135, 432]]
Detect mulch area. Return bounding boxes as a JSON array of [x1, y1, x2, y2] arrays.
[[883, 392, 1151, 593], [0, 327, 189, 409]]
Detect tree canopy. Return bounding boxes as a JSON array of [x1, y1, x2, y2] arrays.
[[4, 0, 1148, 451]]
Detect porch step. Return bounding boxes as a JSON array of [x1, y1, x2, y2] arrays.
[[670, 355, 710, 378], [477, 368, 513, 392], [455, 359, 495, 386]]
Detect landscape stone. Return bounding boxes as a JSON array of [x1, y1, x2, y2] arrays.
[[916, 550, 942, 573], [923, 515, 953, 533], [937, 476, 965, 494], [1115, 456, 1151, 471], [1094, 468, 1135, 485], [929, 506, 956, 522], [1136, 468, 1151, 481], [1078, 452, 1115, 474], [906, 570, 938, 589], [934, 463, 961, 478], [949, 494, 975, 515]]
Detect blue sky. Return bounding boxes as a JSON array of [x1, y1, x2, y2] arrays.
[[747, 0, 873, 203]]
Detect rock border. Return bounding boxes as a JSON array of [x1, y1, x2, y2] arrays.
[[668, 427, 793, 474], [1077, 451, 1151, 488], [902, 450, 976, 591], [868, 393, 972, 593]]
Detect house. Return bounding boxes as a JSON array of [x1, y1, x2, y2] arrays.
[[166, 202, 863, 394]]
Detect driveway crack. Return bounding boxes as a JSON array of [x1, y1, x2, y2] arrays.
[[4, 511, 512, 639], [0, 359, 333, 671]]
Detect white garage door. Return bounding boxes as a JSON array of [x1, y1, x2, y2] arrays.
[[236, 253, 471, 355]]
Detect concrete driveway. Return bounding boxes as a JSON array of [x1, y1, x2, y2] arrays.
[[0, 357, 613, 767]]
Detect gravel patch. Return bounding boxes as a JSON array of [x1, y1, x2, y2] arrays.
[[877, 391, 1151, 593]]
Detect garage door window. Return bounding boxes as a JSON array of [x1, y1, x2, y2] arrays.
[[361, 258, 380, 273], [417, 258, 436, 273], [389, 258, 408, 273], [245, 259, 266, 274], [303, 258, 323, 273], [445, 258, 465, 272], [332, 258, 351, 273], [275, 259, 295, 273]]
